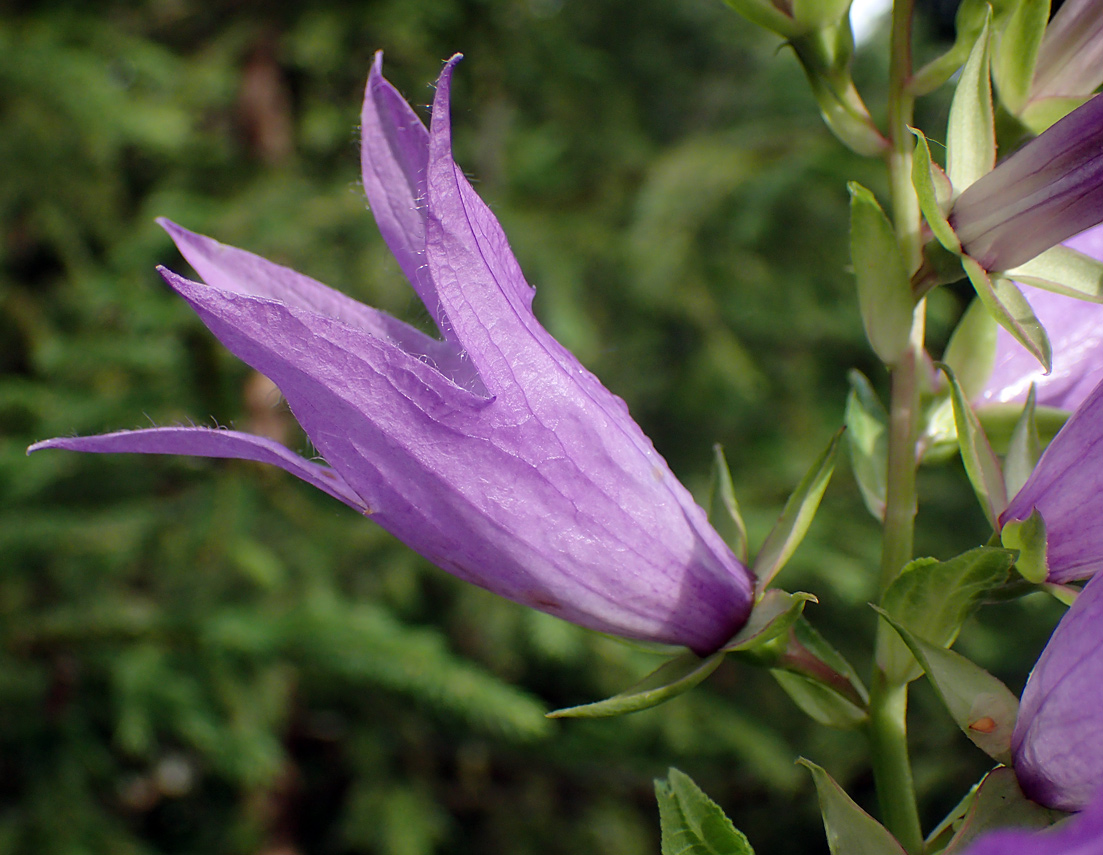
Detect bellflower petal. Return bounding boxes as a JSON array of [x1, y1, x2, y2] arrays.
[[1000, 377, 1103, 583], [1011, 574, 1103, 812], [956, 786, 1103, 854], [27, 54, 755, 653], [949, 95, 1103, 272], [1032, 0, 1103, 103], [28, 427, 368, 511], [978, 224, 1103, 411]]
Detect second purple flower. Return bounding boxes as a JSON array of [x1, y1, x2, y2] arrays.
[[28, 55, 756, 654]]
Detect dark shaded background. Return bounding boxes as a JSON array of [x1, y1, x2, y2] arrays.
[[0, 2, 1066, 853]]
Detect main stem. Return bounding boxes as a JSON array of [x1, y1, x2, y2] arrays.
[[868, 0, 925, 852]]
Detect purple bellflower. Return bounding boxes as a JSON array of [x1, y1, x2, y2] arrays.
[[956, 785, 1103, 854], [1000, 375, 1103, 584], [1032, 0, 1103, 105], [1011, 573, 1103, 812], [977, 224, 1103, 411], [27, 54, 756, 654], [948, 94, 1103, 272]]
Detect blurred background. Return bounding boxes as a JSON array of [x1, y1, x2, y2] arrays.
[[0, 1, 1068, 853]]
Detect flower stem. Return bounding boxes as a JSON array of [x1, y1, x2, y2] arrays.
[[867, 1, 925, 851], [868, 671, 923, 855]]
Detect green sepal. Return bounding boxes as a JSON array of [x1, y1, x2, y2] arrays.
[[992, 0, 1050, 115], [877, 547, 1014, 684], [910, 0, 1015, 95], [790, 25, 889, 157], [940, 363, 1008, 529], [977, 403, 1067, 454], [1021, 95, 1091, 134], [767, 619, 869, 729], [547, 649, 726, 719], [911, 129, 961, 253], [709, 444, 749, 564], [1004, 385, 1041, 497], [1005, 245, 1103, 301], [845, 370, 888, 520], [943, 297, 999, 402], [873, 608, 1019, 763], [721, 0, 804, 38], [946, 15, 995, 193], [848, 183, 915, 365], [934, 767, 1065, 854], [798, 759, 907, 855], [790, 0, 853, 30], [655, 768, 756, 855], [723, 589, 817, 653], [962, 257, 1051, 373], [772, 671, 868, 729], [752, 429, 842, 590], [1001, 508, 1049, 584]]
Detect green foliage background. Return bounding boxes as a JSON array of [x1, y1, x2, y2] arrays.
[[0, 2, 1067, 853]]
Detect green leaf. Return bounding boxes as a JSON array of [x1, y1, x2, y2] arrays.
[[878, 547, 1014, 684], [789, 26, 889, 157], [547, 648, 725, 719], [976, 404, 1067, 455], [769, 619, 869, 728], [845, 370, 888, 520], [723, 589, 817, 653], [939, 767, 1064, 854], [1005, 385, 1041, 497], [943, 297, 998, 403], [752, 429, 842, 590], [1001, 508, 1049, 584], [1005, 245, 1103, 301], [910, 0, 1012, 94], [963, 256, 1051, 375], [992, 0, 1050, 115], [947, 15, 995, 193], [798, 759, 907, 855], [940, 363, 1008, 529], [911, 129, 961, 253], [772, 670, 868, 729], [655, 768, 755, 855], [709, 444, 749, 563], [721, 0, 803, 37], [874, 608, 1019, 763], [1021, 94, 1091, 134], [848, 183, 915, 365]]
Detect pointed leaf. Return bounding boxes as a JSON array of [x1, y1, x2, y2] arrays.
[[798, 759, 907, 855], [943, 297, 998, 402], [848, 183, 915, 364], [878, 547, 1014, 683], [977, 403, 1068, 455], [940, 362, 1008, 529], [874, 608, 1019, 763], [911, 129, 961, 252], [1001, 508, 1049, 584], [992, 0, 1050, 115], [710, 444, 749, 563], [1004, 385, 1041, 497], [547, 649, 725, 719], [768, 619, 869, 728], [963, 256, 1051, 374], [940, 767, 1064, 854], [752, 429, 842, 590], [723, 589, 817, 653], [772, 671, 869, 728], [947, 16, 995, 193], [655, 768, 755, 855], [845, 370, 889, 520], [1005, 244, 1103, 302]]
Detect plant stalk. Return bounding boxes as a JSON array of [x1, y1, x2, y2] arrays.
[[868, 0, 925, 851]]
